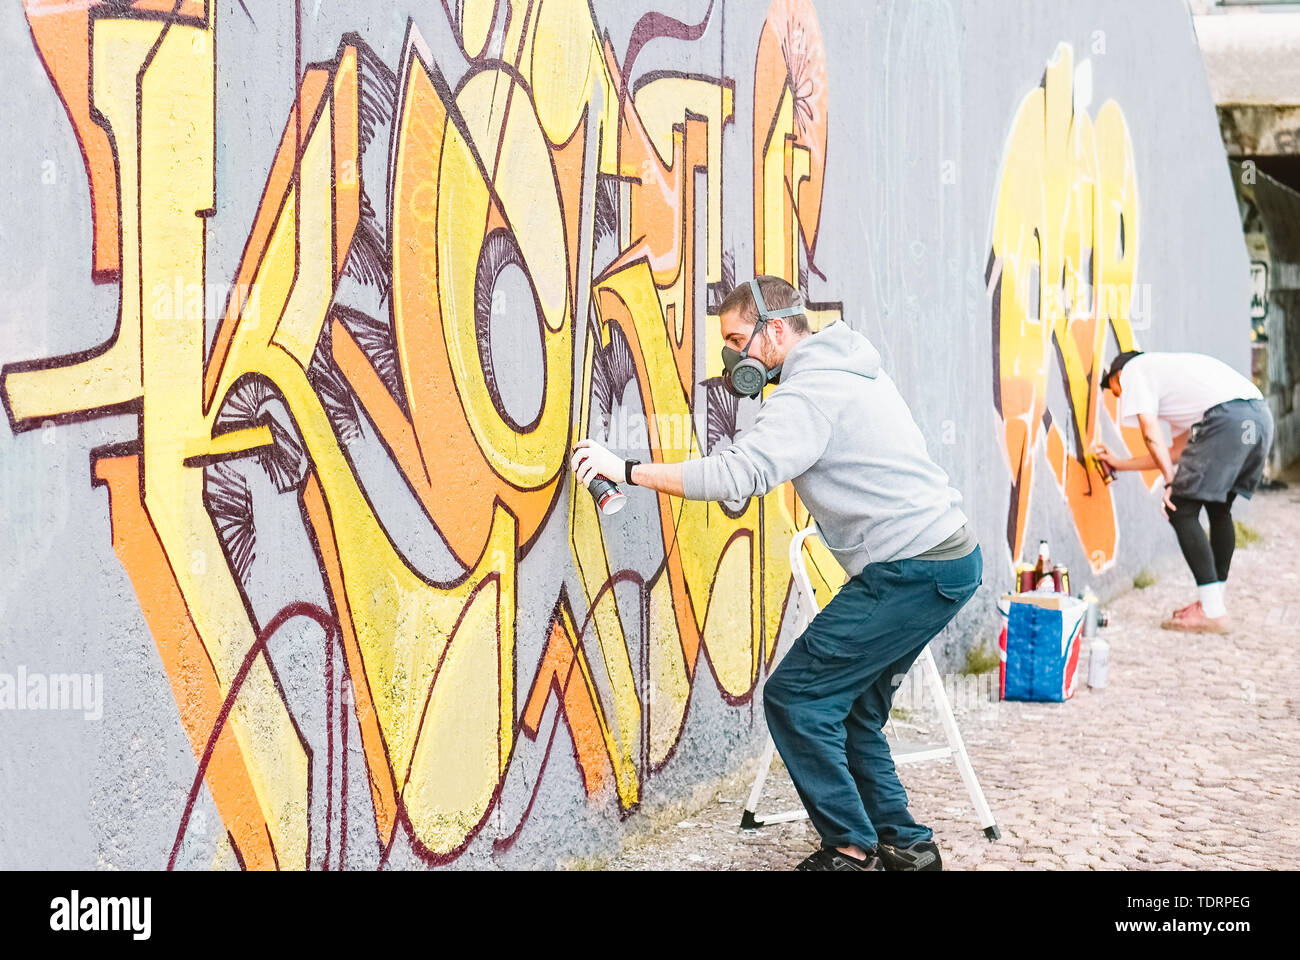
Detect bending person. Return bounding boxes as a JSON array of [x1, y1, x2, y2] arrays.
[[571, 275, 980, 872], [1095, 349, 1273, 633]]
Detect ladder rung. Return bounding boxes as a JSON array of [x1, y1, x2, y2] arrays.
[[894, 746, 953, 764], [742, 809, 809, 828]]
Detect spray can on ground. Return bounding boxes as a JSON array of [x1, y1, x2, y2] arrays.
[[587, 476, 626, 516], [1089, 634, 1110, 690], [1084, 593, 1109, 690]]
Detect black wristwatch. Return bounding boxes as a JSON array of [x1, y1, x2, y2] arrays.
[[625, 458, 641, 486]]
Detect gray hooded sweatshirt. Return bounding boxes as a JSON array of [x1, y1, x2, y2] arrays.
[[680, 321, 966, 577]]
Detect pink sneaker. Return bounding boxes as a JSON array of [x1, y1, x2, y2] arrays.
[[1161, 605, 1230, 634]]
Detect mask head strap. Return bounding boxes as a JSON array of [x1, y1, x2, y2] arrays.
[[748, 277, 805, 323], [740, 278, 803, 355]]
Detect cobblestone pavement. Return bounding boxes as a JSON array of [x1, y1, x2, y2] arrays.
[[595, 483, 1300, 870]]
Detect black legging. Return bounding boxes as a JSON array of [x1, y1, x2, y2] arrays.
[[1167, 494, 1236, 586]]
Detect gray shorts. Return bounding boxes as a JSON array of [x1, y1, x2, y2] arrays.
[[1170, 398, 1274, 503]]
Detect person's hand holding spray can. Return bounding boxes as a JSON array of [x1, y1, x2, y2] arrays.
[[1089, 442, 1118, 484], [571, 439, 631, 516]]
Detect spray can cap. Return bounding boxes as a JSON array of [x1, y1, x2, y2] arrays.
[[587, 476, 626, 516], [597, 487, 626, 515]]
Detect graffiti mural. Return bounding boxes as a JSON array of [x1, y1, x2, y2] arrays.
[[987, 42, 1161, 575], [2, 0, 847, 867]]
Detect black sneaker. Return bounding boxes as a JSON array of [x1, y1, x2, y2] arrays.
[[876, 839, 943, 871], [794, 847, 886, 871]]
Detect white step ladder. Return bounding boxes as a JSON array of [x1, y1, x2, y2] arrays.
[[740, 526, 1001, 841]]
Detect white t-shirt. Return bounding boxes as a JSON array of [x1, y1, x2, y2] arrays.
[[1118, 352, 1262, 435]]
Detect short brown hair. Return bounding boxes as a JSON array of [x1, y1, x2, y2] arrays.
[[718, 275, 809, 333]]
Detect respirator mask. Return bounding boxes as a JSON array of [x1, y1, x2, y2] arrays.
[[720, 278, 805, 399]]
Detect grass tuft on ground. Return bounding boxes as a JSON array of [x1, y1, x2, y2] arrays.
[[1235, 520, 1262, 547], [962, 642, 1001, 675]]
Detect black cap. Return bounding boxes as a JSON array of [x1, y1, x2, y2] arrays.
[[1103, 350, 1143, 391]]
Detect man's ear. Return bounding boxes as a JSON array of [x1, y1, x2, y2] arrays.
[[764, 318, 784, 361]]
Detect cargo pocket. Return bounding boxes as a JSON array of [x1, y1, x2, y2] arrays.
[[802, 631, 859, 664], [800, 569, 879, 663], [935, 574, 980, 603], [934, 553, 982, 604]]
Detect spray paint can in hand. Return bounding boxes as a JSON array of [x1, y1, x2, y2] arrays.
[[1091, 451, 1116, 485], [587, 476, 627, 516]]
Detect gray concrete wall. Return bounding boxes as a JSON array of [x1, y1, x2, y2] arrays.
[[0, 0, 1248, 869]]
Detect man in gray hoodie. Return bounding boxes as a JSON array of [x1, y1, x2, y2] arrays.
[[572, 275, 981, 872]]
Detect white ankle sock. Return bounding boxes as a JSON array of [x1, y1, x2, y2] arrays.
[[1198, 582, 1226, 619]]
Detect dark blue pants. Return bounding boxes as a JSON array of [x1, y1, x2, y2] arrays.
[[763, 547, 982, 851]]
